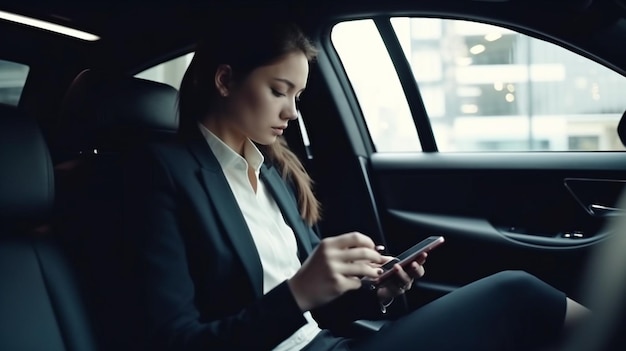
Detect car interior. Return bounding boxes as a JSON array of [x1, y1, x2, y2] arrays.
[[1, 0, 626, 350]]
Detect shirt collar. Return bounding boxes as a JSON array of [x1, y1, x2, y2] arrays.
[[198, 122, 264, 173]]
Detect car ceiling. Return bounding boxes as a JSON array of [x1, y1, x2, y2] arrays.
[[2, 0, 626, 74]]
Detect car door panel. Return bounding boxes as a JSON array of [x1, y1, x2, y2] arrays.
[[368, 152, 626, 306], [564, 178, 626, 217]]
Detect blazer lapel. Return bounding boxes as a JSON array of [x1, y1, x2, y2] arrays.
[[187, 137, 264, 297], [260, 165, 314, 256]]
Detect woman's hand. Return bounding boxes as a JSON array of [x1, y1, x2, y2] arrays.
[[376, 253, 427, 302], [288, 232, 385, 312]]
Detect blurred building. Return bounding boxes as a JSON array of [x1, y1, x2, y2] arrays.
[[395, 18, 626, 151]]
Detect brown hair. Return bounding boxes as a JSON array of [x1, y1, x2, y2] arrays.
[[178, 15, 320, 225]]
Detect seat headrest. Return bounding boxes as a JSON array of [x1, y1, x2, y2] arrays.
[[0, 105, 54, 221], [53, 69, 179, 163], [618, 110, 626, 147]]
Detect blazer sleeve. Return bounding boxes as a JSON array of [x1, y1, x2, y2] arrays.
[[279, 177, 386, 327], [124, 146, 308, 351], [305, 226, 388, 329]]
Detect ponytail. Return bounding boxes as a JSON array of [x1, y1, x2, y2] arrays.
[[260, 138, 320, 225]]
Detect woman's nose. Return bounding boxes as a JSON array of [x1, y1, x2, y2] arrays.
[[282, 100, 299, 120]]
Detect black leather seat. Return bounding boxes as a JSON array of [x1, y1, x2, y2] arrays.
[[0, 104, 98, 351], [53, 69, 179, 162], [50, 69, 179, 351]]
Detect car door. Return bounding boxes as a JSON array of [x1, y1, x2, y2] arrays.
[[295, 12, 626, 312]]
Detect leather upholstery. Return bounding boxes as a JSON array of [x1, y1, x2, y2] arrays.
[[0, 239, 98, 351], [0, 106, 97, 351], [50, 69, 180, 351], [52, 69, 178, 163], [0, 104, 54, 221]]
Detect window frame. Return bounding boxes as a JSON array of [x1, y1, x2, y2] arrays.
[[373, 16, 437, 151], [324, 13, 626, 154]]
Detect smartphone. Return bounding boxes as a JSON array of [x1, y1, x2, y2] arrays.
[[375, 235, 445, 285]]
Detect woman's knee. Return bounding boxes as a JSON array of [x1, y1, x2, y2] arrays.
[[487, 270, 548, 300]]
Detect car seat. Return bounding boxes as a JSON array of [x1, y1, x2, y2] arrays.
[[0, 104, 98, 351], [50, 69, 179, 351]]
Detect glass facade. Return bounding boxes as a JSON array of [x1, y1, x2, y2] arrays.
[[391, 18, 626, 152]]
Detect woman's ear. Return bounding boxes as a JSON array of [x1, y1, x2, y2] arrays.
[[214, 64, 233, 97]]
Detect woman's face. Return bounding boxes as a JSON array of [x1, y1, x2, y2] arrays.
[[217, 51, 309, 148]]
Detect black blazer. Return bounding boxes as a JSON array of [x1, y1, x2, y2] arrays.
[[124, 136, 383, 351]]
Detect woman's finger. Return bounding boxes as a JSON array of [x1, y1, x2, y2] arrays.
[[340, 247, 384, 264], [326, 232, 376, 249], [338, 261, 382, 279], [391, 264, 413, 285], [407, 261, 425, 279], [416, 252, 428, 265]]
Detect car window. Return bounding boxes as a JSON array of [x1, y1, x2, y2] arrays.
[[135, 53, 194, 89], [331, 19, 422, 152], [332, 18, 626, 152], [0, 59, 29, 106]]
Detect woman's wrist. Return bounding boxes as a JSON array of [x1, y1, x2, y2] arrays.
[[287, 278, 312, 312], [379, 297, 394, 314], [376, 286, 393, 302], [373, 285, 395, 313]]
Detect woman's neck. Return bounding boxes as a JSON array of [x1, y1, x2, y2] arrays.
[[201, 116, 247, 156]]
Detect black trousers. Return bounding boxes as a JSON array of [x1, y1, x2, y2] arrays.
[[303, 270, 566, 351]]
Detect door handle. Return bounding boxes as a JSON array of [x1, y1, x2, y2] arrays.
[[589, 204, 625, 217]]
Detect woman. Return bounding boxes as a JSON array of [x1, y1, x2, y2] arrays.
[[124, 16, 588, 351]]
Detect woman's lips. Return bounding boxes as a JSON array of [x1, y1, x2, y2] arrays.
[[272, 127, 285, 135]]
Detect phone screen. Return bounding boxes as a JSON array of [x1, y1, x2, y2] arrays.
[[396, 236, 442, 262], [375, 236, 444, 284]]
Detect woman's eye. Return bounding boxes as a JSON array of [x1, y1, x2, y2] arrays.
[[271, 89, 285, 97]]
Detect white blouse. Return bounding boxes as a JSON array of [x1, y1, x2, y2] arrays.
[[199, 123, 321, 351]]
